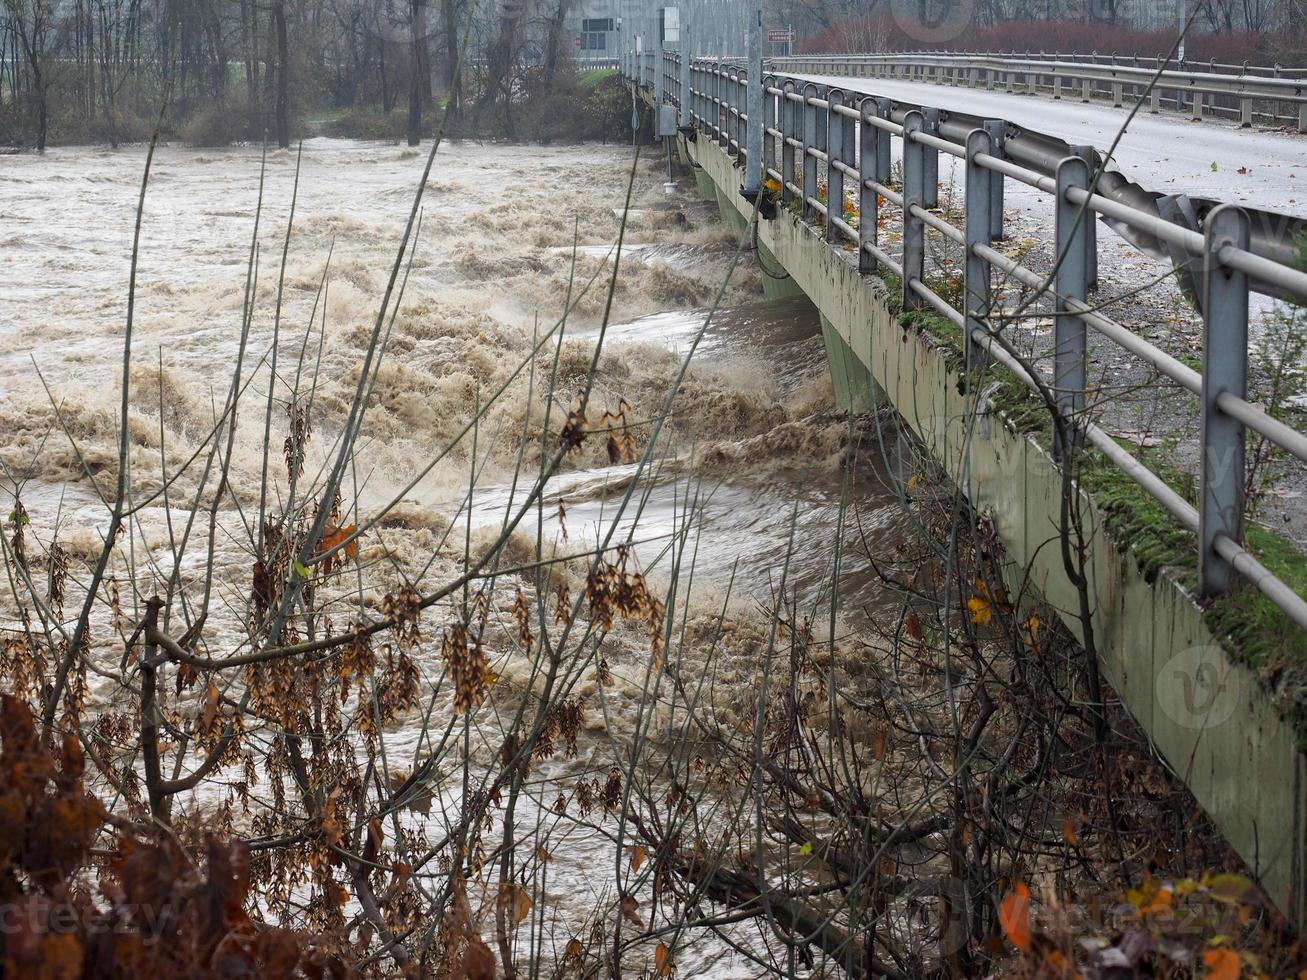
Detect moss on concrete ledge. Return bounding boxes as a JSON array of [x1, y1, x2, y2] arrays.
[[874, 263, 1307, 746], [1078, 450, 1307, 746], [1207, 526, 1307, 745], [879, 271, 970, 374]]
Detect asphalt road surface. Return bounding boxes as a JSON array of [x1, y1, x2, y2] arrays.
[[798, 73, 1307, 218]]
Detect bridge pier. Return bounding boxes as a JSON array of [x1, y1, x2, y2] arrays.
[[821, 314, 883, 411]]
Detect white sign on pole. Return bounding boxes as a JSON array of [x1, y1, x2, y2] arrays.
[[663, 6, 680, 44]]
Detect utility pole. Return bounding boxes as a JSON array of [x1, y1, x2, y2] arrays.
[[654, 8, 664, 107], [1178, 0, 1186, 62], [742, 0, 763, 196], [679, 18, 692, 127]]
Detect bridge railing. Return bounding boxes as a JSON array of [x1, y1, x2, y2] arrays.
[[635, 55, 1307, 629], [771, 52, 1307, 129], [576, 57, 620, 72], [886, 48, 1307, 79]]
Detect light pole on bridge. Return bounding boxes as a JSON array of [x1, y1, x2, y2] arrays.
[[1178, 0, 1186, 63], [741, 0, 764, 198]]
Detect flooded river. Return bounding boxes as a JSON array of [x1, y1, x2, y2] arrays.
[[0, 138, 905, 624], [0, 138, 910, 974]]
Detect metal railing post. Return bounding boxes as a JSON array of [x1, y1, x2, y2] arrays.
[[692, 60, 701, 128], [1070, 144, 1100, 290], [739, 67, 750, 156], [730, 65, 739, 151], [732, 66, 741, 153], [723, 64, 732, 149], [1199, 205, 1251, 597], [839, 90, 856, 214], [683, 57, 690, 121], [802, 82, 820, 221], [858, 96, 880, 274], [702, 60, 710, 129], [702, 60, 711, 130], [1054, 156, 1091, 458], [875, 97, 892, 183], [923, 105, 941, 208], [984, 119, 1006, 241], [902, 110, 926, 312], [781, 79, 797, 205], [964, 129, 994, 371], [704, 61, 713, 136], [726, 67, 736, 152], [827, 89, 846, 243], [680, 38, 692, 126], [763, 74, 777, 179], [704, 61, 713, 138]]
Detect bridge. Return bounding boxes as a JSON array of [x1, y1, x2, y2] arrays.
[[618, 39, 1307, 931], [774, 51, 1307, 129]]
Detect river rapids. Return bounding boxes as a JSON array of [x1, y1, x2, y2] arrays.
[[0, 138, 915, 974]]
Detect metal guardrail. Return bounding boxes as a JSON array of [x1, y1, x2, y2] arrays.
[[772, 52, 1307, 130], [631, 54, 1307, 630], [576, 57, 620, 72], [887, 48, 1307, 80]]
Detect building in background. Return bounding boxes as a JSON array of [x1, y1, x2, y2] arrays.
[[578, 15, 616, 53], [565, 2, 756, 61], [568, 0, 623, 59]]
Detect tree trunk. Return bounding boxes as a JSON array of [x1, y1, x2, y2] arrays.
[[35, 74, 47, 150], [27, 46, 47, 151], [441, 0, 460, 113], [274, 0, 290, 148], [406, 0, 429, 145], [542, 0, 572, 86]]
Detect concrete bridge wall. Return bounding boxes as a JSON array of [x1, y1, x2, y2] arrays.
[[682, 129, 1307, 928]]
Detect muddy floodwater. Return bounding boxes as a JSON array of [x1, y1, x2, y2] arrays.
[[0, 139, 907, 622], [0, 138, 912, 973]]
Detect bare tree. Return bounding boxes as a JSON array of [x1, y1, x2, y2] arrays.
[[2, 0, 52, 148]]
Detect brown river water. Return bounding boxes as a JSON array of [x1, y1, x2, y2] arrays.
[[0, 138, 912, 973]]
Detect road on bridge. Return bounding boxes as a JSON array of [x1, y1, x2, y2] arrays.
[[795, 73, 1307, 218]]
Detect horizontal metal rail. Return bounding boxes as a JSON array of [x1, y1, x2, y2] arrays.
[[636, 55, 1307, 632], [888, 48, 1307, 79], [756, 70, 1307, 291]]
